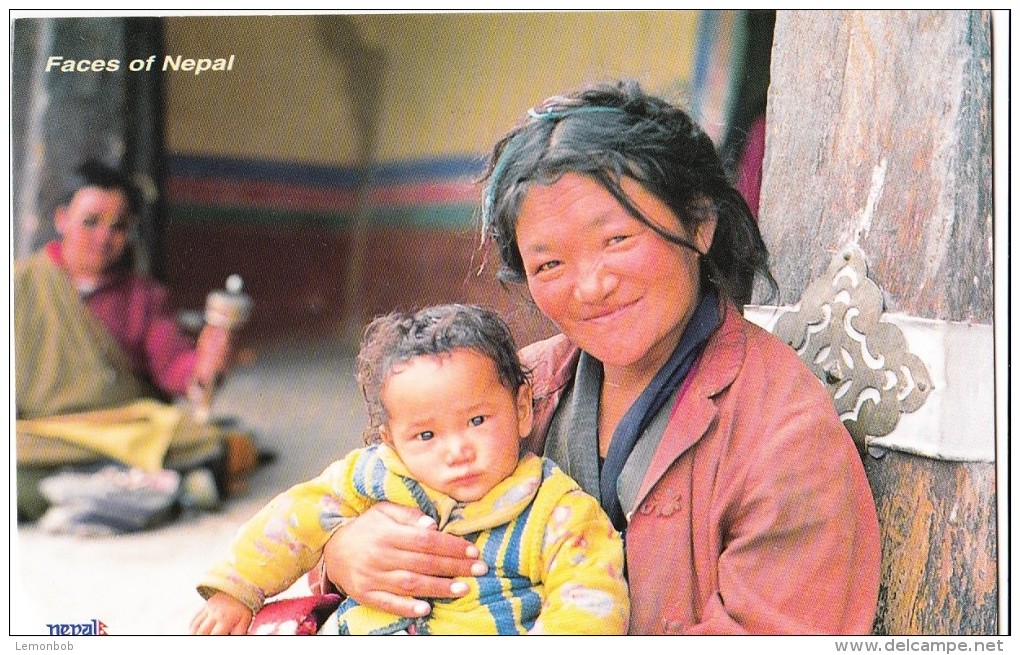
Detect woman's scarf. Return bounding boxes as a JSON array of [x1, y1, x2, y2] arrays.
[[598, 290, 721, 529]]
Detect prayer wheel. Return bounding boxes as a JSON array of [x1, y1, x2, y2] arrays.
[[189, 275, 252, 422]]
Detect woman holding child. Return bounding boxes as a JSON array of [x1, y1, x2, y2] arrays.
[[318, 80, 881, 634]]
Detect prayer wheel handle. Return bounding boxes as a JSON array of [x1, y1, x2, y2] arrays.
[[189, 275, 252, 422]]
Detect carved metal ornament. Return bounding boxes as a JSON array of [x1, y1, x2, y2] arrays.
[[773, 244, 932, 450]]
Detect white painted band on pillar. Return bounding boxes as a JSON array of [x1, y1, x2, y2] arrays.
[[744, 305, 995, 463]]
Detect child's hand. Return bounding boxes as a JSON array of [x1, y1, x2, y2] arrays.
[[189, 592, 253, 635]]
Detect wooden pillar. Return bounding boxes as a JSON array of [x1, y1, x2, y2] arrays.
[[757, 11, 995, 634], [11, 17, 165, 277], [314, 16, 387, 346]]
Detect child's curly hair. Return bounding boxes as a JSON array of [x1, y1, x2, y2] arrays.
[[355, 304, 530, 444]]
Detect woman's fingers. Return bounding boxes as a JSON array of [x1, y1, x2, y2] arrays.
[[372, 542, 487, 584], [323, 503, 488, 612], [370, 501, 435, 526], [338, 528, 482, 597], [357, 589, 434, 618]]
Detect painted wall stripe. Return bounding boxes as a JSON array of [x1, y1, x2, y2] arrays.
[[168, 153, 485, 186], [168, 202, 476, 230]]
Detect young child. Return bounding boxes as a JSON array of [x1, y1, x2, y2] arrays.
[[190, 304, 629, 635]]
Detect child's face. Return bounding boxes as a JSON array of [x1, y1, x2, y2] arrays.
[[379, 348, 533, 503]]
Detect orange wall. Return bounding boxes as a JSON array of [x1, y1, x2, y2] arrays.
[[164, 12, 702, 165], [160, 12, 732, 345]]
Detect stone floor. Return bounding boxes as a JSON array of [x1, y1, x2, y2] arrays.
[[11, 337, 365, 636]]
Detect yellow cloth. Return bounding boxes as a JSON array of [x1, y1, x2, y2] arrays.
[[14, 250, 221, 472], [16, 399, 221, 472], [14, 250, 147, 420], [199, 446, 630, 634]]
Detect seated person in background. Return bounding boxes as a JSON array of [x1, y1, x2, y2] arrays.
[[14, 159, 257, 522], [190, 304, 629, 635]]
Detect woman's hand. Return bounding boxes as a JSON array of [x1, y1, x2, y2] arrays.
[[323, 502, 489, 618], [189, 592, 252, 635], [193, 324, 233, 391]]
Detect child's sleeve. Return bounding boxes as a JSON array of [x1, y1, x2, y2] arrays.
[[196, 451, 368, 613], [530, 489, 630, 635]]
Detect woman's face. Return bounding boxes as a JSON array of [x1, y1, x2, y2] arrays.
[[55, 186, 133, 284], [515, 173, 715, 377]]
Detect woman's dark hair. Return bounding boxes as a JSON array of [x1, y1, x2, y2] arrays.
[[59, 159, 142, 216], [480, 79, 776, 307], [355, 304, 529, 444]]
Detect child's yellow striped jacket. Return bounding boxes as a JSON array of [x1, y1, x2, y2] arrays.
[[198, 444, 629, 634]]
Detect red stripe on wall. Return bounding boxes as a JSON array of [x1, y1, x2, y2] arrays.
[[167, 177, 478, 213], [368, 181, 478, 207], [167, 177, 358, 213]]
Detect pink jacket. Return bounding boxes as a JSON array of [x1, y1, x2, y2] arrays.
[[520, 300, 881, 634], [45, 241, 197, 397]]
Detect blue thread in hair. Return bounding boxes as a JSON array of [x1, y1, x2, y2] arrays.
[[526, 104, 620, 120], [482, 139, 518, 234]]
